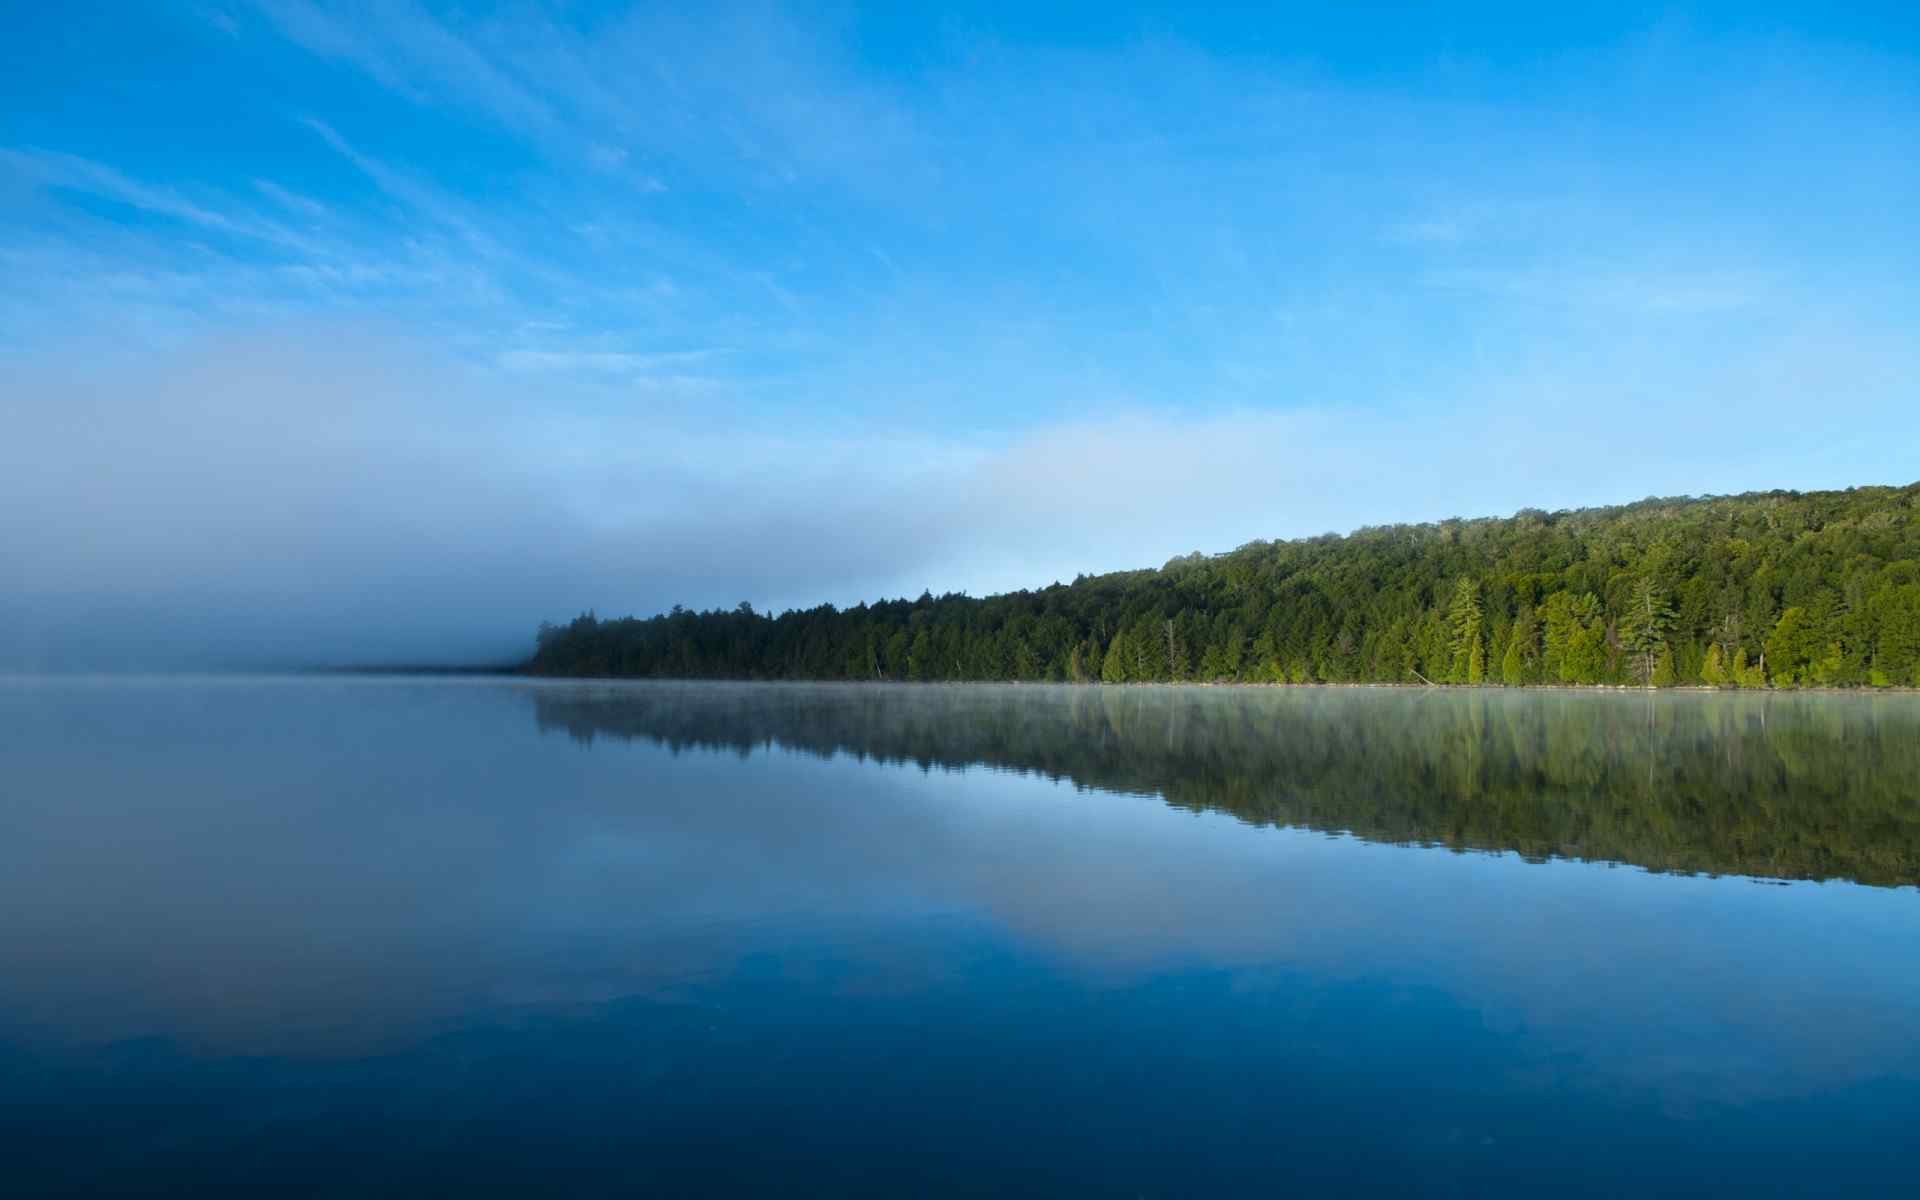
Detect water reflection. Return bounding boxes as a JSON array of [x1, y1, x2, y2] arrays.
[[3, 678, 1919, 1195], [531, 682, 1920, 887]]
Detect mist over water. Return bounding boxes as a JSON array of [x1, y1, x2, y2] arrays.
[[530, 681, 1920, 886], [2, 678, 1916, 1195]]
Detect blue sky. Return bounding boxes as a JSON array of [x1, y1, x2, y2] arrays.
[[4, 2, 1918, 666]]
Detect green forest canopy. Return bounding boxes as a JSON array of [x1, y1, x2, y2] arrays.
[[529, 482, 1920, 688]]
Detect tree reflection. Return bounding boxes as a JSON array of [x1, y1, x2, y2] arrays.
[[531, 684, 1920, 888]]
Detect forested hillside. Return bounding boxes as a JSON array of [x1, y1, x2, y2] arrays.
[[528, 482, 1920, 688]]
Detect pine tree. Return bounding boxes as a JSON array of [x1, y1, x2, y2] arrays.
[[907, 630, 933, 681], [1101, 634, 1127, 683], [1559, 595, 1608, 685], [1500, 626, 1527, 686], [1129, 622, 1159, 681], [1811, 642, 1846, 687], [1163, 619, 1189, 681], [1651, 644, 1676, 687], [1448, 577, 1484, 685], [1620, 578, 1676, 687], [1539, 593, 1577, 679], [1766, 607, 1814, 687], [1701, 643, 1728, 687], [1715, 613, 1744, 669], [1197, 642, 1227, 681]]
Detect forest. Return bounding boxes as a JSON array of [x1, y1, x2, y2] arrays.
[[527, 482, 1920, 688]]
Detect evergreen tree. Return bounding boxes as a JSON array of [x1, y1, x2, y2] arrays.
[[1500, 623, 1528, 686], [1766, 607, 1815, 687], [1651, 645, 1677, 687], [1128, 621, 1160, 681], [1701, 643, 1729, 687], [1163, 618, 1189, 681], [1557, 595, 1608, 685], [1540, 593, 1577, 679], [1620, 578, 1676, 687], [1197, 642, 1227, 681], [1448, 577, 1484, 684]]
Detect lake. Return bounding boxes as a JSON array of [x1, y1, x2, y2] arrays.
[[2, 678, 1917, 1196]]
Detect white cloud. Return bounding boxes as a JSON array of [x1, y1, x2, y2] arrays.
[[252, 177, 330, 218], [1, 148, 298, 248]]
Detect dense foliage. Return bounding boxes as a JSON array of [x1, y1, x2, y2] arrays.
[[529, 482, 1920, 687], [531, 683, 1920, 887]]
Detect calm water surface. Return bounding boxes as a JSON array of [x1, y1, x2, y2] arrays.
[[2, 678, 1917, 1196]]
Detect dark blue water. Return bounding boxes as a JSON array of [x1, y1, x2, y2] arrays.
[[2, 679, 1917, 1196]]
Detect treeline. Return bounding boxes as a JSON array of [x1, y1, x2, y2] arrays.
[[528, 482, 1920, 688]]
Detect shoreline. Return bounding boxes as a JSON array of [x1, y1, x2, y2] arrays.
[[509, 674, 1920, 695]]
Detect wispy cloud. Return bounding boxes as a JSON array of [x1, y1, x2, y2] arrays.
[[256, 0, 561, 137], [295, 117, 491, 247], [252, 178, 329, 218], [2, 147, 296, 248]]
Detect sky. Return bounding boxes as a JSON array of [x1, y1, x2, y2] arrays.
[[3, 2, 1918, 668]]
